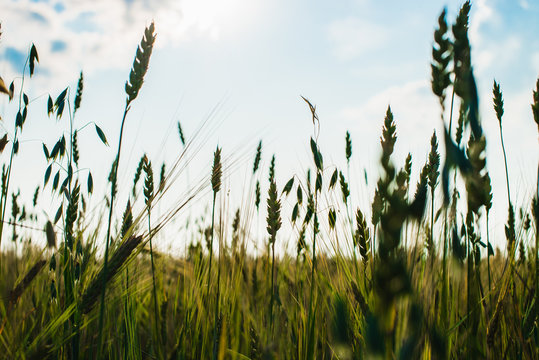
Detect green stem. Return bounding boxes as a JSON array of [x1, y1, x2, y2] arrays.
[[148, 212, 160, 358], [498, 124, 511, 204], [207, 192, 217, 298], [269, 238, 276, 336], [431, 189, 435, 256], [97, 102, 130, 357], [0, 58, 28, 252], [486, 212, 491, 299], [306, 190, 319, 360], [210, 191, 219, 360]]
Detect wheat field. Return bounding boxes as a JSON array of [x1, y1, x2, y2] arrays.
[[0, 2, 538, 359]]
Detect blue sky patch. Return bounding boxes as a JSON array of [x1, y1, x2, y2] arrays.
[[54, 2, 65, 13], [28, 10, 48, 24], [4, 47, 26, 70], [51, 40, 67, 52], [65, 11, 98, 33]]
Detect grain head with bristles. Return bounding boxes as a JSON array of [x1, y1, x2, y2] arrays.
[[345, 131, 352, 163], [428, 131, 440, 191], [493, 80, 504, 125], [355, 208, 370, 262], [212, 146, 222, 194], [81, 235, 142, 314], [143, 158, 154, 206], [431, 8, 452, 111], [177, 121, 186, 146], [121, 200, 133, 238], [125, 22, 156, 105], [254, 180, 261, 211], [8, 259, 46, 308], [132, 154, 146, 197], [74, 71, 83, 115], [452, 1, 472, 100], [253, 140, 262, 174], [266, 160, 281, 244]]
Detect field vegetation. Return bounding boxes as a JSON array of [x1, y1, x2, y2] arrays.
[[0, 2, 538, 359]]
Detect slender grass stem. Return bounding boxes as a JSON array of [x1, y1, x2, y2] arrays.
[[147, 212, 161, 358], [97, 102, 129, 356]]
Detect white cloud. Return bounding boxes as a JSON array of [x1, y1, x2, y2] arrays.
[[532, 51, 539, 71], [341, 80, 440, 142], [326, 17, 388, 61], [469, 0, 497, 48], [0, 0, 257, 90], [474, 35, 522, 76]]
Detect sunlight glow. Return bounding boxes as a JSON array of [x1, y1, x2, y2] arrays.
[[181, 0, 260, 40]]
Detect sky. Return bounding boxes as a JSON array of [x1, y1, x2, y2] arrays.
[[0, 0, 538, 254]]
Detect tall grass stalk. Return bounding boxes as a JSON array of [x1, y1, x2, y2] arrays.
[[302, 95, 323, 359], [96, 22, 155, 357], [210, 146, 222, 360], [143, 158, 161, 357], [0, 44, 37, 253], [266, 155, 281, 336]]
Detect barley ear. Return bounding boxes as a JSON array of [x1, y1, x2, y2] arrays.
[[121, 200, 133, 238], [143, 158, 154, 206], [266, 176, 282, 243], [452, 1, 472, 100], [72, 130, 79, 166], [428, 131, 440, 190], [431, 8, 452, 111], [254, 180, 261, 211], [177, 121, 186, 146], [125, 22, 156, 105], [492, 80, 504, 125], [81, 236, 142, 314], [212, 146, 222, 194], [132, 154, 146, 197], [8, 259, 46, 307], [268, 155, 275, 183], [339, 172, 350, 204], [404, 153, 412, 184], [355, 209, 370, 262], [380, 106, 397, 174], [345, 131, 352, 163], [159, 162, 166, 191], [253, 140, 262, 174], [74, 71, 83, 115]]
